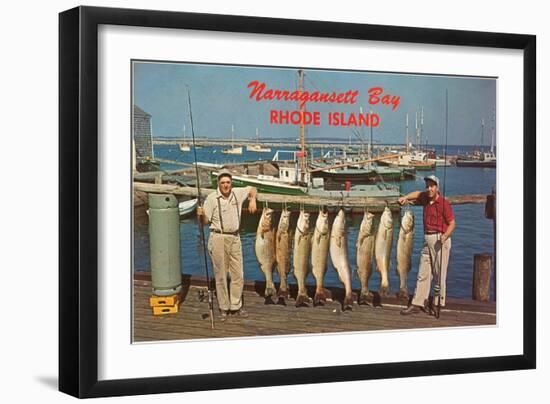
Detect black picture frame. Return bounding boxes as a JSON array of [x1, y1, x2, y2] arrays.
[[59, 5, 536, 399]]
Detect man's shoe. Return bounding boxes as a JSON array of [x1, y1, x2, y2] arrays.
[[218, 310, 229, 322], [232, 308, 249, 318], [400, 305, 421, 315]]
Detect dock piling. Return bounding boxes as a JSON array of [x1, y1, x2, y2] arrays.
[[472, 253, 493, 301]]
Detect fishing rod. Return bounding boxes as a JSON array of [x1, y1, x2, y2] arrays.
[[435, 89, 450, 319], [187, 87, 215, 329]]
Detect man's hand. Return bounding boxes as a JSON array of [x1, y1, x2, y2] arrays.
[[441, 233, 449, 244], [248, 198, 257, 214], [196, 206, 204, 217], [398, 196, 408, 206]]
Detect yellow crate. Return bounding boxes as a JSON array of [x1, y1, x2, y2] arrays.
[[152, 304, 179, 316], [149, 294, 180, 307]]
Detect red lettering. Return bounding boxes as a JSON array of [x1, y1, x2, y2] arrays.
[[371, 113, 380, 127], [247, 81, 265, 101], [368, 87, 383, 105], [270, 110, 279, 124]]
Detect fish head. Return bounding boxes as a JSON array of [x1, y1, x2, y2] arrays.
[[278, 209, 291, 231], [401, 210, 415, 233], [332, 209, 346, 232], [298, 210, 310, 228], [261, 207, 274, 227], [361, 212, 375, 235], [315, 210, 329, 232], [380, 207, 393, 229]]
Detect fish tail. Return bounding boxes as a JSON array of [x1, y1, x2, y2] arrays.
[[295, 294, 310, 308], [358, 288, 372, 305], [313, 289, 327, 306], [343, 295, 354, 311]]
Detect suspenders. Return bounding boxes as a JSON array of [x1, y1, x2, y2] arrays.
[[216, 191, 240, 233]]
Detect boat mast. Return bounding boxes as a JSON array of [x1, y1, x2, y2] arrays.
[[298, 70, 306, 181], [231, 124, 235, 149], [415, 111, 419, 150], [405, 113, 409, 154], [491, 112, 495, 154], [420, 106, 424, 152], [149, 116, 155, 159], [369, 109, 374, 159], [256, 127, 260, 146], [481, 118, 485, 152]]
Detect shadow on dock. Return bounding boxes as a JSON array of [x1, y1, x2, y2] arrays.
[[133, 272, 496, 343]]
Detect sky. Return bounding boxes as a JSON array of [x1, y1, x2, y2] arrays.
[[133, 61, 496, 146]]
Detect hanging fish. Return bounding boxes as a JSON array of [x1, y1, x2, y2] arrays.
[[329, 209, 353, 310], [293, 209, 312, 307], [356, 211, 376, 304], [311, 208, 331, 306], [275, 207, 293, 303], [254, 207, 277, 300], [396, 209, 415, 299], [375, 207, 394, 297]]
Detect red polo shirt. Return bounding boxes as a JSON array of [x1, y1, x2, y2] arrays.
[[417, 192, 455, 234]]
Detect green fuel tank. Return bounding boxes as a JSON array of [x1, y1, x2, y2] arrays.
[[148, 193, 182, 296]]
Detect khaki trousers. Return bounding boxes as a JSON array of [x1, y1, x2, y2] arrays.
[[412, 233, 452, 308], [207, 233, 244, 311]]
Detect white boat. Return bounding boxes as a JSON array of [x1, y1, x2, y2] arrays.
[[178, 198, 198, 217], [221, 147, 243, 155], [179, 125, 190, 152], [246, 128, 271, 153], [221, 124, 243, 155], [428, 158, 452, 166], [246, 145, 271, 152], [146, 198, 198, 217], [194, 161, 224, 169]]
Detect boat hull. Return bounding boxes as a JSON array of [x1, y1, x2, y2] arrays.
[[210, 173, 307, 195], [456, 160, 496, 168], [311, 167, 406, 183]]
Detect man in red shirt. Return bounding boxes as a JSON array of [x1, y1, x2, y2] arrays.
[[398, 175, 456, 316]]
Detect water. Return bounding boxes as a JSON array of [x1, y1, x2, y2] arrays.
[[134, 144, 496, 300]]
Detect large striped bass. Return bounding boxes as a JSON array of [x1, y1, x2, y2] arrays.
[[311, 209, 330, 306], [255, 208, 277, 299], [375, 207, 394, 297], [396, 210, 415, 299], [356, 211, 376, 304], [275, 208, 293, 302], [293, 209, 312, 307], [329, 209, 353, 310]]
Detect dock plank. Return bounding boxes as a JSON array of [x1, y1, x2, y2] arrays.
[[133, 279, 496, 342]]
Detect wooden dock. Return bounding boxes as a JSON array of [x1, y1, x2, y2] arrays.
[[133, 181, 488, 213], [133, 273, 496, 342]]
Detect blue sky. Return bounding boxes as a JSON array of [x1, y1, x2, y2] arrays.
[[133, 61, 496, 146]]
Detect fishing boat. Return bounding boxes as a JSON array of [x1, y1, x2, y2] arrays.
[[179, 125, 191, 152], [210, 170, 400, 200], [246, 128, 271, 153], [456, 118, 496, 168], [456, 151, 496, 168], [211, 167, 308, 196], [428, 158, 452, 167], [379, 150, 434, 171], [221, 125, 243, 155], [310, 163, 410, 183], [377, 112, 435, 171], [307, 178, 400, 200]]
